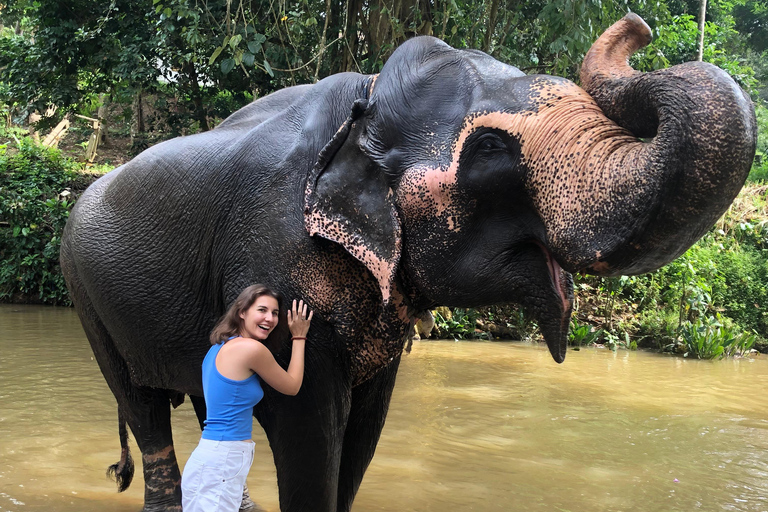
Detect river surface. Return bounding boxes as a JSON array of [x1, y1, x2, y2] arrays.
[[1, 304, 768, 511]]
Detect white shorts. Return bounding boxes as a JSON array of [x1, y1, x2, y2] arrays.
[[181, 438, 255, 512]]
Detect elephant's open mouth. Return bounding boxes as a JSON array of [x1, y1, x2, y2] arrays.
[[535, 241, 570, 314]]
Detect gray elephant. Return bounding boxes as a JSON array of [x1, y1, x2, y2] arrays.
[[60, 14, 756, 512]]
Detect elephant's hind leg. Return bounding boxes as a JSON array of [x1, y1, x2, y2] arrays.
[[131, 396, 182, 512], [337, 357, 402, 512], [67, 275, 182, 511], [95, 349, 182, 511]]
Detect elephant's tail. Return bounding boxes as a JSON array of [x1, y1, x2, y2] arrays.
[[106, 408, 134, 492]]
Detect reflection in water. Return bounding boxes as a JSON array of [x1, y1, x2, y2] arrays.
[[1, 304, 768, 511]]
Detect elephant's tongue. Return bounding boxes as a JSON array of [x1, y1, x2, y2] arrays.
[[535, 243, 574, 363]]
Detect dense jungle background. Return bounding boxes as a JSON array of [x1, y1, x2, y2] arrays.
[[1, 0, 766, 358]]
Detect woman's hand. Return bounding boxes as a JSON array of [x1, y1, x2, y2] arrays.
[[246, 299, 313, 396], [287, 299, 313, 339]]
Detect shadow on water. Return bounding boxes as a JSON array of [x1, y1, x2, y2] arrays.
[[2, 304, 768, 511]]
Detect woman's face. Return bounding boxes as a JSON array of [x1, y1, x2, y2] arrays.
[[239, 295, 280, 341]]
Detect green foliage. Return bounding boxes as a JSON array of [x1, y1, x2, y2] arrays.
[[602, 330, 635, 351], [0, 138, 79, 304], [673, 314, 756, 359], [0, 0, 160, 115], [530, 0, 642, 78], [633, 13, 758, 91], [705, 243, 768, 335], [751, 102, 768, 182], [575, 184, 767, 355], [635, 308, 679, 348], [1, 0, 765, 139], [569, 318, 603, 346], [504, 307, 540, 341], [433, 308, 487, 340], [208, 90, 255, 124]]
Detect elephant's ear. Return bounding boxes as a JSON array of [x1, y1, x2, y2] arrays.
[[304, 99, 401, 303]]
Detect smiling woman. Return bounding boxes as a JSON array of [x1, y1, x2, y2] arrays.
[[179, 284, 313, 512]]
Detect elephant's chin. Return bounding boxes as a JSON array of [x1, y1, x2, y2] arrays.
[[534, 244, 573, 363]]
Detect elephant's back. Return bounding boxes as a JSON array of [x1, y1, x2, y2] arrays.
[[215, 84, 314, 131]]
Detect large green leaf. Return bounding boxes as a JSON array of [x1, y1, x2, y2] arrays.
[[221, 58, 235, 75], [209, 46, 223, 65]]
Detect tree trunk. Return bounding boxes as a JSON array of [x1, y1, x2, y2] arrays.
[[493, 2, 517, 58], [419, 0, 433, 36], [313, 0, 333, 82], [439, 0, 450, 40], [483, 0, 500, 52], [97, 92, 109, 147], [130, 88, 144, 147], [344, 0, 363, 72], [697, 0, 707, 61]]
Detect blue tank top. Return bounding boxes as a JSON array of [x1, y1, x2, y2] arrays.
[[201, 340, 264, 441]]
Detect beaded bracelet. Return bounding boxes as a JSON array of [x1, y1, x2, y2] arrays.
[[292, 337, 306, 340]]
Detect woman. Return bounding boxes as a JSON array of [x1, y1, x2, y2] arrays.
[[181, 284, 313, 511]]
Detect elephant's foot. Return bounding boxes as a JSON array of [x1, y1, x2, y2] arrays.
[[240, 484, 266, 512], [141, 505, 181, 512]]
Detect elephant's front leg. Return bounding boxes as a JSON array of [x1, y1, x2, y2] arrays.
[[256, 350, 352, 511], [336, 356, 402, 511]]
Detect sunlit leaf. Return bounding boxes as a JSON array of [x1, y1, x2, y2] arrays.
[[209, 46, 223, 65]]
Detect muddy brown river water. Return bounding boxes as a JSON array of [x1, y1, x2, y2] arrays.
[[1, 304, 768, 511]]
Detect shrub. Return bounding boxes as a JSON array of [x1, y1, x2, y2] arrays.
[[567, 183, 767, 355], [750, 103, 768, 183], [433, 308, 487, 340], [568, 318, 603, 347], [0, 138, 80, 304], [673, 314, 756, 359]]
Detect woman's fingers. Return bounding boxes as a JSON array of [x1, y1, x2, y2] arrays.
[[288, 298, 313, 325]]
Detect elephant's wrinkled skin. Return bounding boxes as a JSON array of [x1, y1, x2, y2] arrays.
[[60, 14, 756, 512]]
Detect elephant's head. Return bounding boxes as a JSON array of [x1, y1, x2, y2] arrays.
[[305, 14, 757, 363]]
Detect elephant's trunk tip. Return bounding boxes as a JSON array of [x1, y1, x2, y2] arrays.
[[580, 13, 653, 95]]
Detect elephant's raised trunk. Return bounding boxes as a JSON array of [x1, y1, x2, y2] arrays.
[[536, 14, 757, 275]]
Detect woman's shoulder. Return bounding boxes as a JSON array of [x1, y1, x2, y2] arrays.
[[222, 337, 270, 358]]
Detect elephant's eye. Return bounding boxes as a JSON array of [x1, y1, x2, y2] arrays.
[[475, 133, 506, 153], [458, 128, 519, 176]]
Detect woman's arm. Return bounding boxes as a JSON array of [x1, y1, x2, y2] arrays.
[[250, 299, 312, 396]]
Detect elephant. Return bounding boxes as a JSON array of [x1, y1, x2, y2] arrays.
[[59, 13, 756, 512]]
